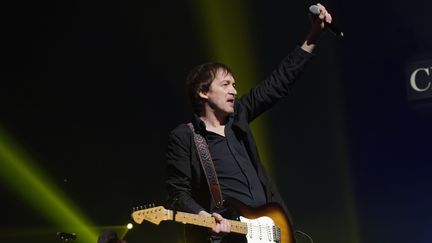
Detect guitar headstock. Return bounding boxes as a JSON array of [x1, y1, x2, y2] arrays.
[[131, 205, 171, 225]]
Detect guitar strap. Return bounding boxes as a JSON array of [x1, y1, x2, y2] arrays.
[[187, 123, 224, 209]]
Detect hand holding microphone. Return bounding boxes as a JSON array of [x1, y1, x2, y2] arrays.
[[308, 3, 343, 38], [301, 3, 342, 52]]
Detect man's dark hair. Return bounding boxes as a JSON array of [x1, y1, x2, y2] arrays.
[[186, 62, 233, 114]]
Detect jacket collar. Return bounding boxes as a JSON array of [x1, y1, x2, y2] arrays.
[[191, 113, 206, 134], [191, 112, 235, 134]]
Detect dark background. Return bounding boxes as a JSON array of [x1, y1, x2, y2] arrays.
[[2, 0, 432, 242]]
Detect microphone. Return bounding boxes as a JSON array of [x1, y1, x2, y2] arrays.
[[309, 5, 344, 37]]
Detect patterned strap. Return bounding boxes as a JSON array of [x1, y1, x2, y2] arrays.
[[187, 123, 224, 208]]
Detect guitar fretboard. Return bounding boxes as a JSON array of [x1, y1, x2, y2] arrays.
[[167, 210, 248, 234]]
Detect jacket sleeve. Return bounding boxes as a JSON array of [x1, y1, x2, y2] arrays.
[[239, 46, 313, 122], [165, 128, 205, 214]]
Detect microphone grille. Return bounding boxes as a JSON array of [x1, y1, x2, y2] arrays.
[[309, 5, 320, 15]]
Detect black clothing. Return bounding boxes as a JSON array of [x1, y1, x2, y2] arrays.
[[165, 46, 313, 242], [206, 124, 267, 208]]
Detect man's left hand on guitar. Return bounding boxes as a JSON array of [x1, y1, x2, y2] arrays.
[[198, 210, 231, 235], [211, 212, 231, 235]]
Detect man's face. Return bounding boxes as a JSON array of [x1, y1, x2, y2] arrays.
[[200, 69, 237, 116]]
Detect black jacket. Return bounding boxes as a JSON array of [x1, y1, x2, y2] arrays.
[[166, 46, 313, 223]]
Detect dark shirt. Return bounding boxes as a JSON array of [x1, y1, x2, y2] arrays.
[[205, 121, 267, 209]]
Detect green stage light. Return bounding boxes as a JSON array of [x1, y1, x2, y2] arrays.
[[192, 0, 274, 177], [0, 128, 98, 243]]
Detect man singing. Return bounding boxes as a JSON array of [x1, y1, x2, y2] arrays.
[[166, 4, 333, 242]]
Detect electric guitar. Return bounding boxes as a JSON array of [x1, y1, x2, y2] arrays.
[[131, 202, 294, 243]]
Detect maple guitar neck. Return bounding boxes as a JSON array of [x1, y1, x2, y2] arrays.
[[131, 203, 292, 243], [169, 210, 247, 235]]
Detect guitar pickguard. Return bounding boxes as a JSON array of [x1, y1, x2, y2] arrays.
[[239, 216, 280, 243]]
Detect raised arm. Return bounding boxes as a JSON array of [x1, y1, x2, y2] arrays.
[[238, 3, 333, 122]]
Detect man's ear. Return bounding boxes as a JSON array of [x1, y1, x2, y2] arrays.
[[198, 90, 208, 100]]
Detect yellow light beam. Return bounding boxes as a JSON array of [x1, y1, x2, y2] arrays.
[[93, 225, 131, 240], [0, 128, 98, 243], [191, 0, 275, 177]]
